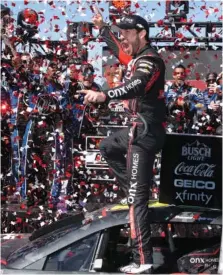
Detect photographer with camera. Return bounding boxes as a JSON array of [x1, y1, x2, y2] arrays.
[[200, 72, 222, 135]]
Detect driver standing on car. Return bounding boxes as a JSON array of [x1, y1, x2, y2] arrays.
[[77, 8, 166, 274]]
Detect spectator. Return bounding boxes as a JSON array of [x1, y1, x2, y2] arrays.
[[78, 63, 102, 91], [198, 72, 222, 135], [164, 64, 199, 133]]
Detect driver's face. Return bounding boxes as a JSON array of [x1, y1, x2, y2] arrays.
[[119, 29, 141, 56]]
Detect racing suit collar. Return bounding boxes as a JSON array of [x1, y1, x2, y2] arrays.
[[133, 43, 151, 58]]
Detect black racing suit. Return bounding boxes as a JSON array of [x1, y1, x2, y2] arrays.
[[99, 26, 166, 265]]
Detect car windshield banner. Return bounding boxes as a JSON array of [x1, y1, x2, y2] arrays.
[[159, 134, 222, 209]]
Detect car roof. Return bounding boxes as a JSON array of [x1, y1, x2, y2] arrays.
[[7, 210, 128, 269], [7, 202, 222, 269]]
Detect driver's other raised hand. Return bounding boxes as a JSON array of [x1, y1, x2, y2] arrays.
[[92, 6, 106, 29]]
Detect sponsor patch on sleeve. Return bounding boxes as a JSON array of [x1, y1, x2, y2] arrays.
[[137, 68, 150, 73], [136, 60, 154, 73]]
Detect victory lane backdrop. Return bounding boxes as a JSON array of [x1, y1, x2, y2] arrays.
[[159, 134, 222, 209]]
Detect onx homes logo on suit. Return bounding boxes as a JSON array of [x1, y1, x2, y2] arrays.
[[159, 134, 222, 209]]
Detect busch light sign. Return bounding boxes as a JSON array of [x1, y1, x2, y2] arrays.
[[159, 134, 222, 209]]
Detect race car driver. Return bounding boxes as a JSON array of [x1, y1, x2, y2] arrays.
[[78, 8, 166, 274]]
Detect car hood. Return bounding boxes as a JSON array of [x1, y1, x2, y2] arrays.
[[1, 234, 31, 262]]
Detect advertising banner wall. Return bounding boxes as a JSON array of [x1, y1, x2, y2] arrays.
[[159, 134, 222, 209]]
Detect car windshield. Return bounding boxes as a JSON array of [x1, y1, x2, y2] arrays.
[[7, 224, 80, 264]]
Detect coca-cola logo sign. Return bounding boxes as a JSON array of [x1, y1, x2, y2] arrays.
[[174, 162, 216, 178]]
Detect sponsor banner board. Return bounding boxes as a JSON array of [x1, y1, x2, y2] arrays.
[[159, 134, 222, 209]]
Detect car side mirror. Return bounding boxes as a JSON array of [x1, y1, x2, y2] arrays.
[[92, 258, 103, 271]]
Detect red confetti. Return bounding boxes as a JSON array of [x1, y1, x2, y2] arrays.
[[157, 20, 164, 27], [16, 217, 22, 223], [24, 0, 29, 4], [176, 32, 184, 39], [20, 203, 26, 209], [214, 54, 218, 60], [183, 54, 190, 59], [102, 208, 107, 217], [195, 72, 201, 80], [11, 2, 16, 6], [135, 3, 140, 8]]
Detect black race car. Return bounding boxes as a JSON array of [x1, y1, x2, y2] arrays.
[[1, 203, 222, 274]]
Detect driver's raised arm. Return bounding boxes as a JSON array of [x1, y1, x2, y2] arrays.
[[92, 6, 131, 66]]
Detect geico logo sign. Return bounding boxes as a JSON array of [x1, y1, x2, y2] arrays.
[[174, 179, 215, 190]]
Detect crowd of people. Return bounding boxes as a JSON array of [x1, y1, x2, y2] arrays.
[[1, 3, 222, 273], [1, 50, 223, 209], [1, 4, 222, 212], [165, 65, 222, 135]]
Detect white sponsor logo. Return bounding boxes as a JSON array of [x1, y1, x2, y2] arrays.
[[128, 153, 139, 204], [174, 213, 195, 220], [197, 216, 214, 221], [108, 101, 125, 112], [122, 17, 134, 24], [174, 179, 215, 190], [175, 190, 212, 205], [136, 23, 144, 29], [190, 257, 219, 264], [181, 140, 211, 161], [108, 86, 127, 98], [190, 258, 205, 264], [126, 79, 141, 91], [137, 68, 150, 73], [174, 162, 215, 178]]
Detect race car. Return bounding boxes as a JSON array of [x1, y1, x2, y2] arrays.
[[1, 203, 222, 274]]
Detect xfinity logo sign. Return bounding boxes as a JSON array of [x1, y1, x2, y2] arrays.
[[182, 140, 211, 161], [175, 190, 212, 205], [174, 179, 215, 205]]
